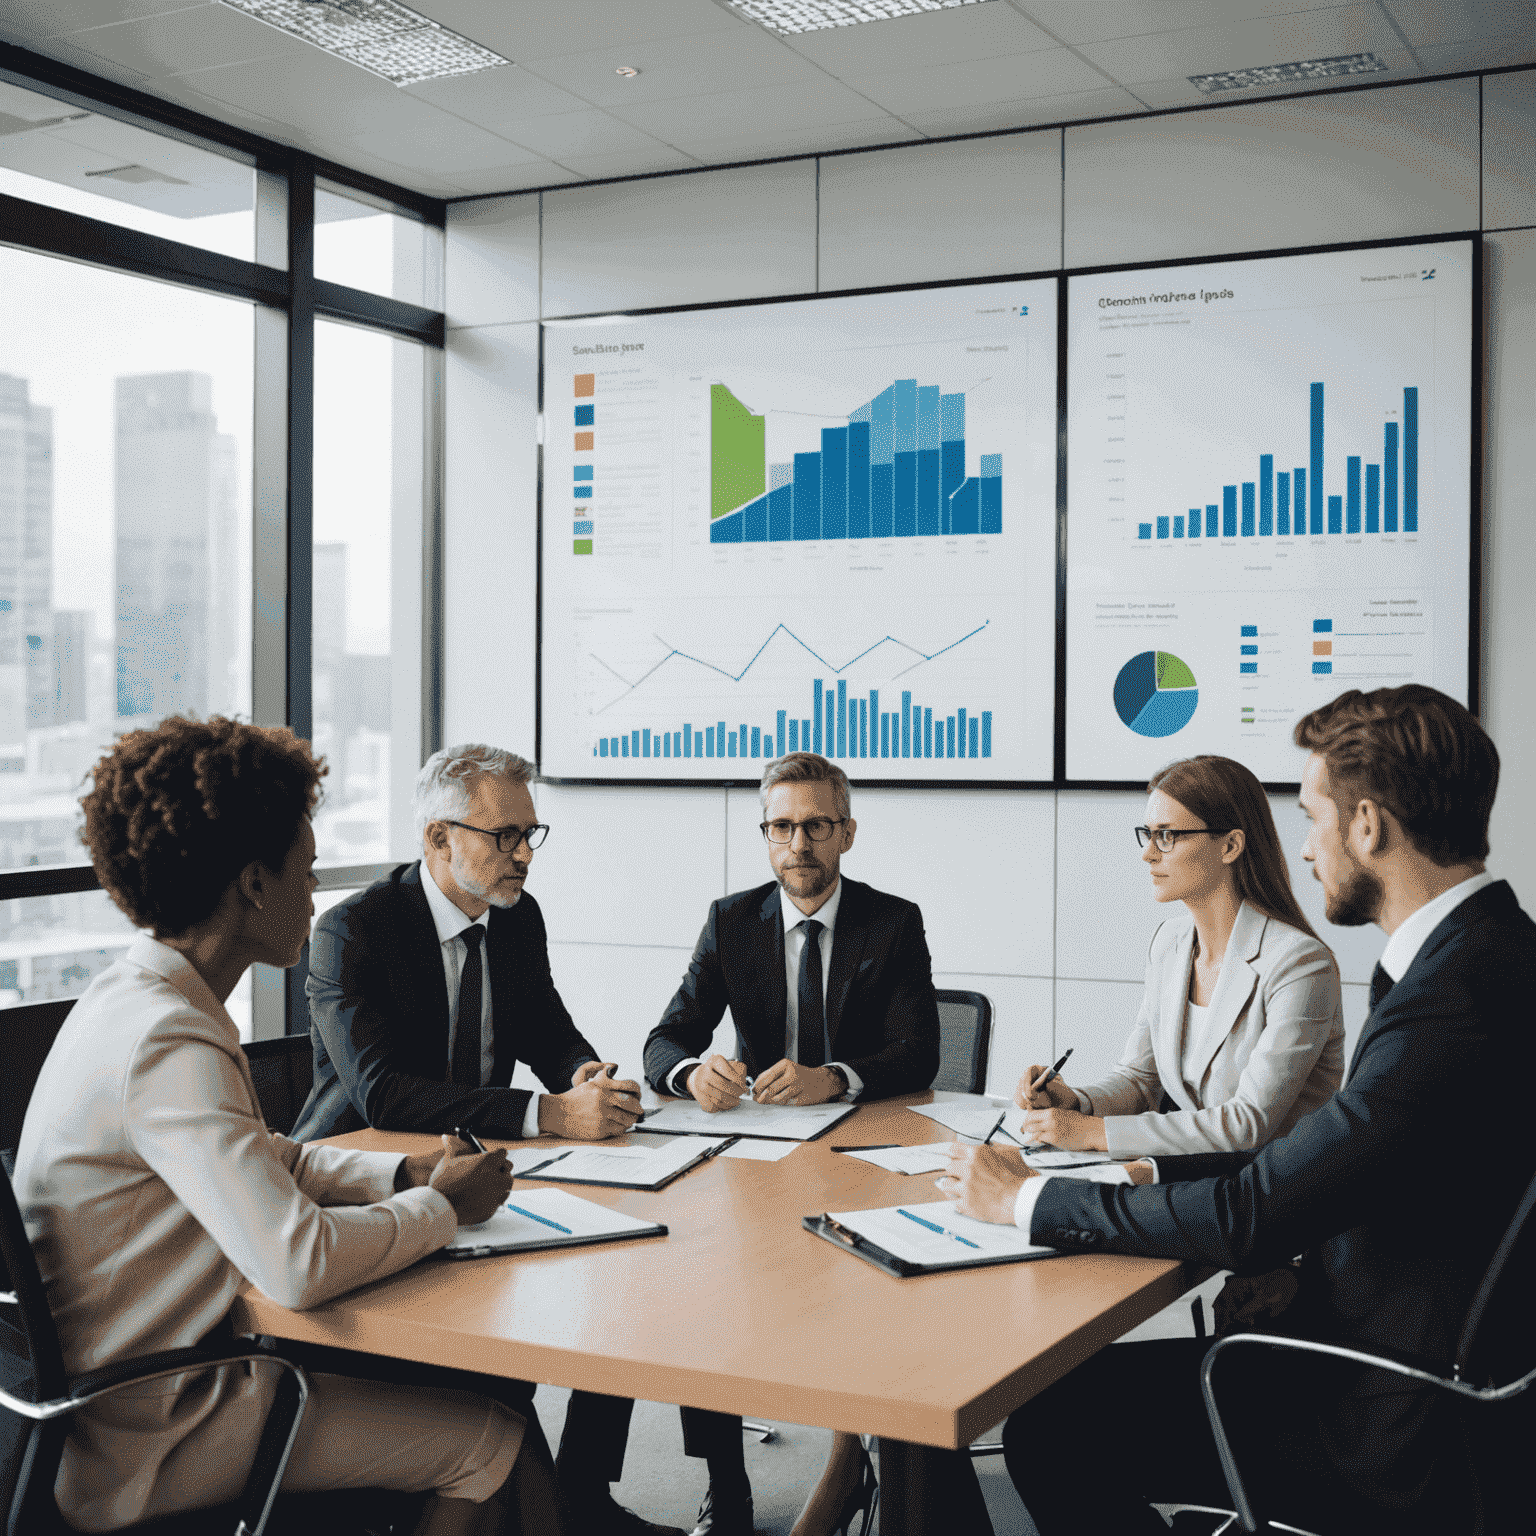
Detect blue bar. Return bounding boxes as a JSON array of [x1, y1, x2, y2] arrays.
[[717, 722, 726, 758], [1173, 516, 1184, 538], [901, 690, 912, 758], [867, 691, 877, 757], [642, 728, 651, 758], [981, 712, 991, 758], [767, 485, 792, 541], [958, 708, 968, 757], [847, 419, 870, 539], [1138, 524, 1152, 540], [788, 717, 799, 751], [917, 386, 940, 535], [870, 463, 893, 538], [1241, 483, 1255, 538], [574, 465, 593, 481], [1346, 457, 1361, 533], [1328, 495, 1342, 535], [1365, 462, 1380, 533], [793, 453, 821, 540], [821, 428, 848, 540], [941, 391, 965, 444], [802, 718, 810, 746], [893, 451, 916, 536], [1241, 644, 1258, 655], [940, 440, 965, 514], [1384, 421, 1399, 532], [1277, 472, 1290, 536], [1313, 661, 1333, 674], [704, 728, 713, 758], [813, 680, 822, 753], [893, 380, 917, 536], [869, 386, 894, 466], [824, 692, 834, 757], [574, 485, 592, 499], [1294, 469, 1307, 533], [946, 717, 956, 758], [968, 717, 979, 758], [1309, 382, 1324, 535], [979, 455, 1002, 535], [599, 738, 607, 756], [777, 708, 786, 758], [948, 478, 978, 535], [859, 698, 868, 758], [709, 510, 742, 543], [751, 726, 760, 757], [1156, 516, 1170, 539], [575, 404, 594, 426], [1259, 455, 1273, 536], [1188, 507, 1201, 539], [1240, 663, 1258, 674], [673, 732, 681, 757], [573, 520, 593, 536], [924, 707, 933, 758], [622, 735, 629, 757], [1206, 504, 1218, 538], [1404, 387, 1418, 532], [837, 679, 847, 758], [880, 713, 890, 757], [1223, 486, 1237, 538], [664, 732, 671, 758], [727, 732, 735, 758], [740, 724, 749, 758], [1241, 625, 1258, 636], [744, 494, 768, 543], [1314, 619, 1332, 632]]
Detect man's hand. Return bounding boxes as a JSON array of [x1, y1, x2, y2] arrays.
[[428, 1136, 514, 1226], [539, 1073, 643, 1139], [936, 1143, 1035, 1225], [686, 1055, 751, 1112], [393, 1147, 445, 1191], [1015, 1066, 1078, 1112], [1018, 1106, 1107, 1152], [572, 1060, 618, 1087], [752, 1058, 841, 1106]]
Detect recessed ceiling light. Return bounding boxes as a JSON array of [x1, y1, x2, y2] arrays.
[[724, 0, 992, 36], [615, 66, 640, 78], [216, 0, 511, 86], [1191, 53, 1388, 94]]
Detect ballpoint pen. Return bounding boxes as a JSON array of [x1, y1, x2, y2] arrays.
[[896, 1206, 980, 1249], [451, 1125, 489, 1154], [1029, 1047, 1074, 1098], [982, 1110, 1007, 1145]]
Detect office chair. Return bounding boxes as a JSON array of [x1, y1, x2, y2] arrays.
[[932, 990, 993, 1095], [0, 1150, 405, 1536], [244, 1033, 316, 1136], [1160, 1164, 1536, 1535]]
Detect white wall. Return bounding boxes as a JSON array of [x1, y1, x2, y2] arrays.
[[444, 70, 1536, 1096]]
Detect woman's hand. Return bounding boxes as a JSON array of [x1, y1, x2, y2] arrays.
[[1018, 1106, 1109, 1152], [1014, 1067, 1078, 1112]]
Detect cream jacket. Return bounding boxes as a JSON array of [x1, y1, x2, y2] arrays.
[[1078, 903, 1345, 1159], [14, 936, 458, 1531]]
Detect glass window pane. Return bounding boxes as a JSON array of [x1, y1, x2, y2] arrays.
[[0, 245, 254, 880], [312, 321, 423, 868], [314, 181, 427, 304], [0, 78, 257, 262]]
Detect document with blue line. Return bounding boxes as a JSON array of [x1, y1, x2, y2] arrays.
[[815, 1200, 1057, 1275], [441, 1188, 666, 1259]]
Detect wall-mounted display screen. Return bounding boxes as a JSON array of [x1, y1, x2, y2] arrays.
[[1064, 238, 1473, 784], [540, 277, 1059, 783]]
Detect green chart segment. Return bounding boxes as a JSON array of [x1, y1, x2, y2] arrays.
[[711, 385, 766, 522], [1114, 650, 1199, 738]]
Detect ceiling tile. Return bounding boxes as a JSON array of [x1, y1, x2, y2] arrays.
[[403, 63, 595, 125], [50, 4, 309, 79], [346, 119, 548, 175], [421, 0, 748, 61], [1126, 46, 1422, 107], [606, 76, 885, 140], [0, 0, 202, 43], [676, 116, 917, 162], [492, 109, 675, 159], [841, 47, 1108, 117], [124, 70, 296, 138], [1412, 36, 1536, 73], [9, 35, 155, 89], [785, 3, 1056, 72], [516, 29, 826, 110], [444, 162, 582, 195], [551, 147, 703, 180], [1379, 0, 1536, 49], [1009, 1, 1356, 47], [1074, 5, 1401, 85], [902, 83, 1147, 134]]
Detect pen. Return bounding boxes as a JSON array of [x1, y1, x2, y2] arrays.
[[833, 1144, 900, 1153], [896, 1206, 980, 1249], [982, 1110, 1007, 1145], [508, 1203, 573, 1235], [451, 1125, 489, 1154], [1029, 1047, 1074, 1098]]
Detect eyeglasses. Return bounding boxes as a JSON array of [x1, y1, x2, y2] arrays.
[[1134, 826, 1236, 852], [444, 820, 550, 853], [760, 817, 848, 844]]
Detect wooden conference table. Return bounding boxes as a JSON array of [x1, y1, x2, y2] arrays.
[[231, 1093, 1203, 1533]]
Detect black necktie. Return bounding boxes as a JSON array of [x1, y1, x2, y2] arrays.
[[1369, 962, 1395, 1010], [797, 919, 826, 1068], [452, 925, 485, 1086]]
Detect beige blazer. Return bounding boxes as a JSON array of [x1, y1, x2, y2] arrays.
[[14, 936, 458, 1532], [1078, 902, 1345, 1160]]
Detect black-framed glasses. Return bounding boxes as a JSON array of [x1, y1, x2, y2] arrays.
[[760, 817, 848, 844], [1135, 826, 1237, 852], [445, 820, 550, 853]]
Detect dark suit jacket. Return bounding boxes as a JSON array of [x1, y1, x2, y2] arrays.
[[1031, 880, 1536, 1527], [642, 877, 940, 1101], [291, 862, 597, 1142]]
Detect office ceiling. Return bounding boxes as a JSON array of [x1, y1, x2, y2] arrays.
[[0, 1, 1532, 200]]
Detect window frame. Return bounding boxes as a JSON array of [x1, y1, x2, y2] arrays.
[[0, 41, 448, 1038]]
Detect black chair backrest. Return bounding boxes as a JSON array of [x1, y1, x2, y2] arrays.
[[932, 990, 993, 1095], [1455, 1163, 1536, 1387], [0, 1003, 76, 1156], [0, 1154, 67, 1408], [243, 1035, 315, 1137]]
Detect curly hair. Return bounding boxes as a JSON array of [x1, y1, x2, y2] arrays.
[[81, 716, 327, 937]]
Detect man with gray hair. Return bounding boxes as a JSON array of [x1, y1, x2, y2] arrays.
[[293, 743, 676, 1536]]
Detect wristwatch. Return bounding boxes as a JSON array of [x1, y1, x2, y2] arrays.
[[823, 1063, 849, 1098]]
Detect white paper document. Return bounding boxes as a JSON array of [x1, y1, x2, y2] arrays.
[[508, 1145, 574, 1176], [838, 1142, 953, 1175], [717, 1138, 799, 1162], [826, 1200, 1056, 1267], [443, 1189, 661, 1254], [906, 1100, 1023, 1142], [520, 1137, 731, 1189], [1021, 1147, 1116, 1169], [641, 1097, 856, 1141]]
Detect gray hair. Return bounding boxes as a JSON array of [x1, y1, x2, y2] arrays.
[[413, 744, 534, 838], [758, 752, 851, 821]]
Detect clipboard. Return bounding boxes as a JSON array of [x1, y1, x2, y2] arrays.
[[802, 1208, 1060, 1278], [516, 1137, 738, 1192], [440, 1189, 668, 1260]]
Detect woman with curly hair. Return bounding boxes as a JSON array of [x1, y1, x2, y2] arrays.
[[14, 716, 552, 1535]]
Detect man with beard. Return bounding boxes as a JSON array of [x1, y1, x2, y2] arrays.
[[643, 751, 942, 1536], [944, 685, 1536, 1535], [292, 744, 680, 1536]]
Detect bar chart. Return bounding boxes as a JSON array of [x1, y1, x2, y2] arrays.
[[708, 377, 1003, 543]]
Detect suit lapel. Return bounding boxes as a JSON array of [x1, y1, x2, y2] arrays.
[[757, 885, 787, 1063], [1182, 902, 1265, 1093], [399, 863, 453, 1078], [1151, 923, 1200, 1109], [487, 903, 519, 1084], [824, 878, 869, 1056]]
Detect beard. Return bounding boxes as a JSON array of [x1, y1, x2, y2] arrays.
[[778, 858, 836, 901], [1325, 861, 1384, 927], [455, 857, 528, 909]]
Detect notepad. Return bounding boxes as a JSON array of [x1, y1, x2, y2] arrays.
[[516, 1137, 732, 1191], [837, 1142, 953, 1175], [440, 1189, 666, 1259], [640, 1097, 856, 1142], [805, 1199, 1057, 1277]]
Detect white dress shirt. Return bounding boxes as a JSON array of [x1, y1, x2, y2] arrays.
[[668, 879, 864, 1098], [420, 860, 543, 1138]]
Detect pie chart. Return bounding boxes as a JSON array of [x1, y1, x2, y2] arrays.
[[1114, 650, 1199, 738]]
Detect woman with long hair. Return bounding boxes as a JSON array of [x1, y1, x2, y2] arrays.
[[1017, 754, 1345, 1158]]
